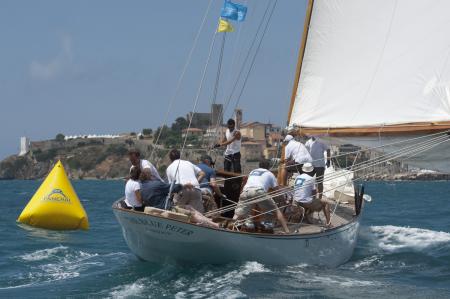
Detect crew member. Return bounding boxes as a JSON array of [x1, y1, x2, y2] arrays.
[[166, 149, 206, 213], [214, 118, 242, 173], [305, 136, 331, 199], [128, 148, 163, 182], [234, 159, 290, 233], [280, 135, 312, 185]]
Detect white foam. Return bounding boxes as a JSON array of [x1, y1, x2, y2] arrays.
[[175, 262, 269, 298], [19, 245, 68, 261], [108, 278, 148, 299], [368, 225, 450, 253], [351, 255, 381, 269]]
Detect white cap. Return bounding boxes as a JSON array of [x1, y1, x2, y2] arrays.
[[283, 135, 294, 142], [302, 162, 314, 173]]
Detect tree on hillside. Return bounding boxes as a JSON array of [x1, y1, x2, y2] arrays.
[[142, 128, 153, 136], [55, 133, 65, 142], [171, 117, 188, 133]]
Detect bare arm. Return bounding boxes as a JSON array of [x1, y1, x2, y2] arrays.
[[135, 190, 143, 205], [210, 177, 224, 197], [220, 131, 241, 146], [196, 171, 206, 184]]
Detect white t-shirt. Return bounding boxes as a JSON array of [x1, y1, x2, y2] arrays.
[[124, 179, 142, 207], [244, 168, 278, 192], [166, 159, 202, 188], [293, 173, 316, 204], [285, 140, 312, 164], [130, 159, 163, 181], [305, 138, 329, 167], [224, 128, 241, 155]]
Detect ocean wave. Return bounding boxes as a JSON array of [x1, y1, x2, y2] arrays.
[[174, 262, 268, 298], [9, 246, 103, 286], [108, 278, 148, 298], [19, 245, 69, 261], [363, 225, 450, 253]]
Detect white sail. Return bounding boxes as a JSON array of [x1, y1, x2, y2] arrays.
[[289, 0, 450, 129]]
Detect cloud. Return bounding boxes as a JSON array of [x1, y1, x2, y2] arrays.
[[29, 35, 73, 80]]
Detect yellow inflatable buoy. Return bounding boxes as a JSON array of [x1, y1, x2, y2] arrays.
[[17, 160, 89, 230]]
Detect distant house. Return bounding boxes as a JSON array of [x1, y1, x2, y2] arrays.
[[241, 141, 263, 161], [181, 128, 203, 138], [264, 146, 280, 160], [203, 126, 226, 143], [268, 133, 283, 147], [240, 122, 267, 141]]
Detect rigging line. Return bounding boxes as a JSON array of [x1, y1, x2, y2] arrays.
[[237, 138, 450, 225], [211, 130, 450, 185], [206, 136, 449, 215], [222, 138, 450, 220], [221, 0, 273, 118], [164, 27, 220, 209], [150, 0, 214, 162], [224, 0, 249, 94], [233, 0, 278, 111], [208, 32, 227, 149], [279, 132, 449, 175]]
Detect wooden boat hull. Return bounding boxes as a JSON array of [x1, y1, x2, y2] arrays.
[[113, 201, 363, 267]]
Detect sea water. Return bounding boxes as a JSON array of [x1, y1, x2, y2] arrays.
[[0, 180, 449, 298]]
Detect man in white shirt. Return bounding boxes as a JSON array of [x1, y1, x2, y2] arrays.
[[305, 136, 331, 199], [166, 149, 206, 213], [128, 149, 163, 182], [281, 135, 312, 185], [214, 118, 242, 173], [293, 163, 331, 227], [234, 160, 289, 233]]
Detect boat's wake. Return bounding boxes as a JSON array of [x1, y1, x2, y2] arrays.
[[360, 225, 450, 254], [0, 246, 128, 291]]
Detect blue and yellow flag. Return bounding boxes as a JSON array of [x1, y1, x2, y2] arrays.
[[221, 0, 247, 22], [217, 18, 234, 33]]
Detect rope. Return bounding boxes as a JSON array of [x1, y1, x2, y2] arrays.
[[233, 137, 450, 226], [150, 0, 213, 162], [233, 0, 278, 111], [205, 133, 449, 216]]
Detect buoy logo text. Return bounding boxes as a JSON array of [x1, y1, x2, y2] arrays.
[[42, 189, 71, 203]]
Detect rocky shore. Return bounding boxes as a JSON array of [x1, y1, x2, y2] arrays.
[[0, 138, 215, 180]]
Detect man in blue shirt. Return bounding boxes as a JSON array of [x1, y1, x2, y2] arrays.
[[197, 155, 227, 213]]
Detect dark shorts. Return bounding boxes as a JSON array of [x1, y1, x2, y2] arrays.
[[119, 200, 144, 212], [313, 167, 325, 183], [224, 152, 242, 173], [286, 161, 303, 174]]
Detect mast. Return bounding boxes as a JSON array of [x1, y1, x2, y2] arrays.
[[287, 0, 314, 125], [278, 0, 314, 184]]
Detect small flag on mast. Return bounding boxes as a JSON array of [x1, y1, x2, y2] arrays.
[[221, 0, 247, 22], [217, 18, 234, 33]]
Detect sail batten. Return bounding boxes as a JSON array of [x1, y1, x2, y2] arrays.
[[289, 0, 450, 130]]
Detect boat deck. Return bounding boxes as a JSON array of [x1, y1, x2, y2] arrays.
[[280, 202, 355, 234]]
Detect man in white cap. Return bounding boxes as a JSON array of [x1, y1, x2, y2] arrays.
[[234, 159, 290, 233], [281, 134, 312, 185], [305, 136, 331, 199], [292, 162, 331, 227]]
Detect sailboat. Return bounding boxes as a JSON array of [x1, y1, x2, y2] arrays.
[[113, 0, 450, 266]]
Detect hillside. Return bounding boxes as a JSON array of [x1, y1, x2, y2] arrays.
[[0, 137, 215, 180]]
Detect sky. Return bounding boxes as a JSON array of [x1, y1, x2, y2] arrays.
[[0, 0, 307, 159]]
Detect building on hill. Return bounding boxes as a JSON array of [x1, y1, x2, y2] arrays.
[[240, 122, 267, 141], [211, 104, 223, 127], [19, 137, 30, 156], [203, 126, 226, 144], [241, 141, 263, 162], [181, 128, 203, 138]]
